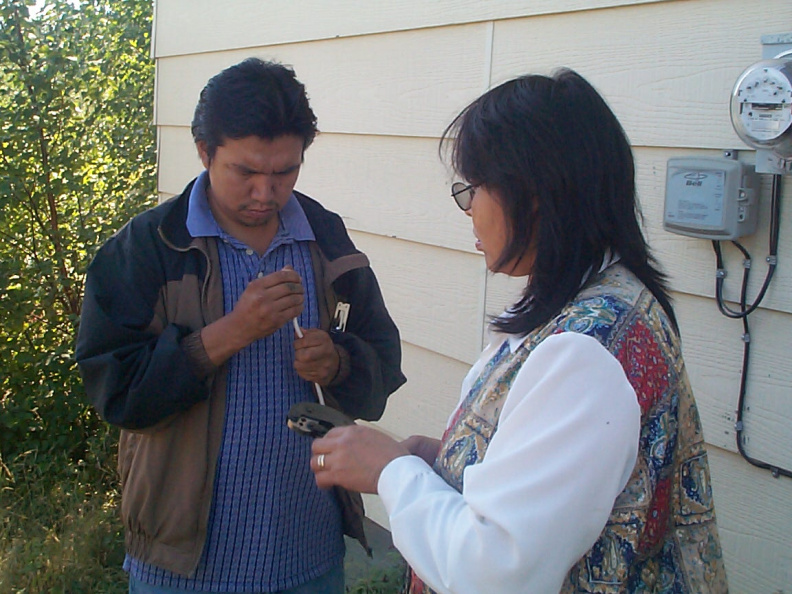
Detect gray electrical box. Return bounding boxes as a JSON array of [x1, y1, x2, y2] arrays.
[[663, 156, 759, 240]]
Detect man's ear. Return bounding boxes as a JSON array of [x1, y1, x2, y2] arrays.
[[196, 141, 211, 169]]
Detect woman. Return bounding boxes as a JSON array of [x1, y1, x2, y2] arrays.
[[310, 69, 728, 593]]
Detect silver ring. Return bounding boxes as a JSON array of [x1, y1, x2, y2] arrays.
[[317, 454, 326, 470]]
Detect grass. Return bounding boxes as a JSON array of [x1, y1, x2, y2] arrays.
[[346, 553, 406, 594], [0, 436, 404, 593], [0, 438, 127, 593]]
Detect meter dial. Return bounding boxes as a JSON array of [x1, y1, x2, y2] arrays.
[[730, 59, 792, 149]]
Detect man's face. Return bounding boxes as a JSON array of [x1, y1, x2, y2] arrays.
[[198, 134, 304, 239]]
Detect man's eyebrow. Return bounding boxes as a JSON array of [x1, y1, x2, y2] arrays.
[[274, 163, 301, 175], [233, 163, 301, 175]]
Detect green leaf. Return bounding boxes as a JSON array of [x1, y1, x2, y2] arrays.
[[0, 0, 156, 463]]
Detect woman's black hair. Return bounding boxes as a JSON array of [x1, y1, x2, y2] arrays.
[[191, 57, 318, 160], [441, 68, 678, 336]]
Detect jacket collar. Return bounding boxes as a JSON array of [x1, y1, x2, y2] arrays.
[[159, 177, 362, 266]]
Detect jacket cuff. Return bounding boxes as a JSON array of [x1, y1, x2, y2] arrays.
[[181, 330, 218, 380], [327, 343, 351, 387]]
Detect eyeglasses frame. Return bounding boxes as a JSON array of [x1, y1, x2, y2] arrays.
[[451, 182, 476, 211]]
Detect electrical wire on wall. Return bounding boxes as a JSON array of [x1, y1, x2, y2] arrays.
[[711, 173, 790, 479]]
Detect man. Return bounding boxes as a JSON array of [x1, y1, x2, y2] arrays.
[[75, 57, 406, 593]]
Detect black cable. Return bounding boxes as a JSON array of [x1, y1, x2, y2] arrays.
[[711, 173, 791, 479], [712, 240, 776, 319]]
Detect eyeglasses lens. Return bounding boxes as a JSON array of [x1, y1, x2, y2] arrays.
[[451, 182, 473, 211]]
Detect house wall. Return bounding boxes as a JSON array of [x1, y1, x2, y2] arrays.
[[152, 1, 792, 591]]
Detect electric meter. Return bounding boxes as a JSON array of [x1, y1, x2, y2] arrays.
[[730, 58, 792, 174], [663, 156, 758, 240]]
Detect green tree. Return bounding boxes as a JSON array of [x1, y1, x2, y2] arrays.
[[0, 1, 154, 589], [0, 0, 156, 464]]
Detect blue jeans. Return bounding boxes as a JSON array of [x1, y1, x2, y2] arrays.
[[128, 564, 345, 594]]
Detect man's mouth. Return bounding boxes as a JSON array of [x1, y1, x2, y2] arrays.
[[244, 204, 276, 217]]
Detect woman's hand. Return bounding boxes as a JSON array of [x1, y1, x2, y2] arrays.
[[311, 425, 410, 493], [401, 435, 441, 466]]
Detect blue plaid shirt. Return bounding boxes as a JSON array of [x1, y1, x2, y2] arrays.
[[126, 172, 345, 591]]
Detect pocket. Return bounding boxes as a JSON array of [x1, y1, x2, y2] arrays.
[[677, 452, 716, 523], [571, 519, 641, 592]]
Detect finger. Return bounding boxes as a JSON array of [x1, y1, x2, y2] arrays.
[[266, 289, 304, 314], [279, 266, 307, 294], [280, 292, 305, 311], [294, 329, 333, 351], [299, 327, 331, 341], [313, 470, 335, 490], [269, 278, 304, 297], [244, 277, 304, 310], [312, 429, 343, 454], [312, 455, 334, 489], [294, 342, 333, 362], [311, 442, 333, 474], [293, 342, 329, 360], [294, 352, 336, 385], [253, 268, 303, 289]]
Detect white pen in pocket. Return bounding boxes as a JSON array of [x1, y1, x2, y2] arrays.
[[292, 318, 326, 406]]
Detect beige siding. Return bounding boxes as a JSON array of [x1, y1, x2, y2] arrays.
[[348, 230, 485, 366], [153, 0, 792, 590], [154, 26, 488, 137], [299, 134, 475, 254], [490, 0, 777, 150], [709, 446, 792, 591], [156, 126, 202, 192], [676, 297, 792, 461], [152, 0, 665, 57]]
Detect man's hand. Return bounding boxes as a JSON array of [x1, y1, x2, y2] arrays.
[[201, 268, 303, 365], [232, 268, 304, 341], [294, 327, 340, 386]]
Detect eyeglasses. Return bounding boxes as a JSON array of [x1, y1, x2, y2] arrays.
[[451, 182, 477, 211]]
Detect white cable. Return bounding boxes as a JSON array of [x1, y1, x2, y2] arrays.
[[292, 318, 325, 405]]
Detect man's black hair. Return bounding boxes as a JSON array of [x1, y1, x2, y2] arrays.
[[192, 57, 318, 160]]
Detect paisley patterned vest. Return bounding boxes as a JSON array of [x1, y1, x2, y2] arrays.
[[405, 264, 727, 593]]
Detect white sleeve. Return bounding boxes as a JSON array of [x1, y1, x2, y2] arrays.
[[377, 332, 640, 594]]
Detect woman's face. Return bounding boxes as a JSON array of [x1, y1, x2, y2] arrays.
[[467, 185, 534, 276]]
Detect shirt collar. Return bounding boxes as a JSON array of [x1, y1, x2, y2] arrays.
[[186, 170, 315, 242]]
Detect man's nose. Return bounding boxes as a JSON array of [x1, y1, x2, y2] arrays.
[[251, 174, 276, 201]]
